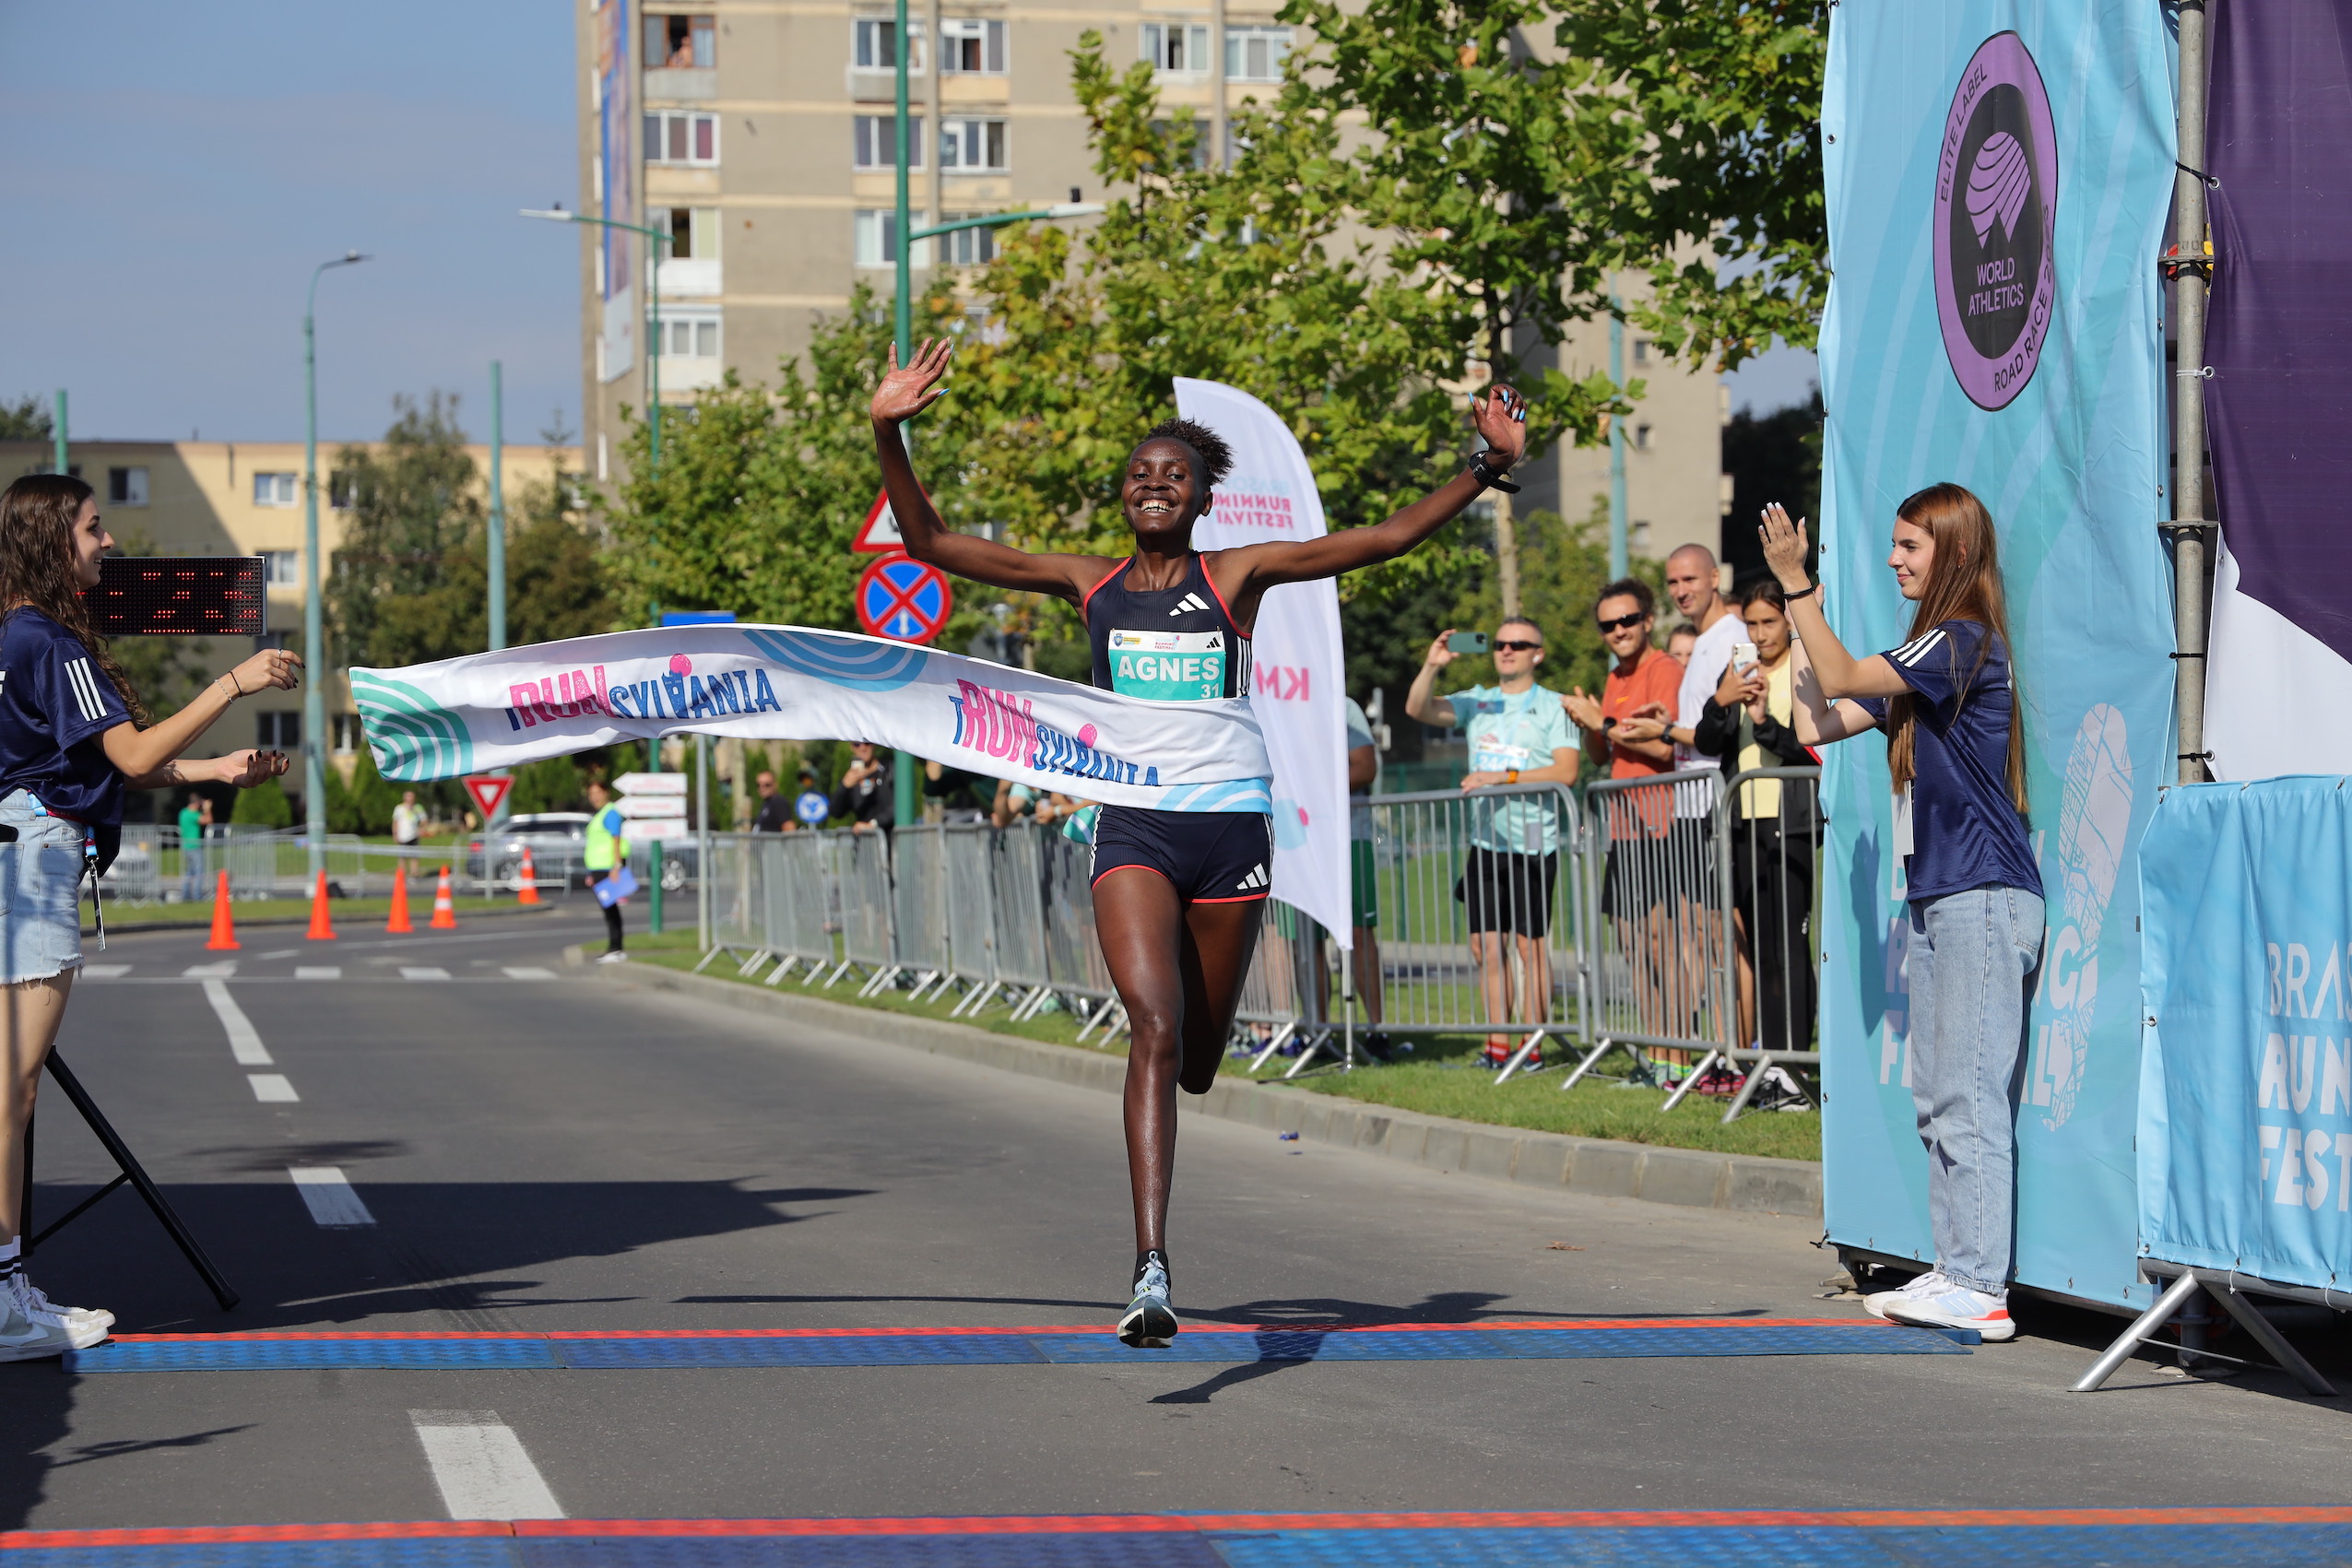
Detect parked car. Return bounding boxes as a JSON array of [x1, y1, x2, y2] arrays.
[[463, 812, 697, 892]]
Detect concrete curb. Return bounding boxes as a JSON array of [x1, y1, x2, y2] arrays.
[[581, 952, 1823, 1220]]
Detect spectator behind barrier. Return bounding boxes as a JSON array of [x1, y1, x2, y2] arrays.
[[1407, 619, 1580, 1069], [1665, 623, 1698, 667], [1689, 580, 1820, 1063], [1342, 695, 1392, 1061], [833, 742, 893, 833], [751, 770, 793, 833], [1563, 579, 1692, 1077]]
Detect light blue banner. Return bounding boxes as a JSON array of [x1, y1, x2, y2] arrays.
[[2139, 781, 2352, 1292], [1816, 2, 2177, 1307]]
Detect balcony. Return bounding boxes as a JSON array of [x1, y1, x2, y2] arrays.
[[657, 256, 723, 298], [644, 66, 717, 101]]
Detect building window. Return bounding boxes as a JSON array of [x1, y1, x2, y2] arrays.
[[656, 314, 722, 359], [329, 470, 356, 510], [106, 466, 148, 506], [940, 117, 1007, 171], [1141, 21, 1209, 74], [261, 551, 301, 586], [1633, 422, 1652, 451], [854, 208, 902, 266], [854, 17, 924, 70], [1630, 519, 1652, 552], [940, 17, 1006, 74], [853, 115, 925, 170], [256, 712, 301, 749], [332, 713, 363, 755], [941, 214, 997, 266], [1224, 25, 1289, 81], [1631, 338, 1651, 366], [253, 472, 299, 507], [644, 12, 715, 68], [644, 111, 718, 165], [667, 206, 720, 258]]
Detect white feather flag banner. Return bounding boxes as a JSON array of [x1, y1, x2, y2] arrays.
[[352, 624, 1274, 814]]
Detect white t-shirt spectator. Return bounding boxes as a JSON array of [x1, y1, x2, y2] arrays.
[[391, 801, 427, 845], [1675, 610, 1744, 818]]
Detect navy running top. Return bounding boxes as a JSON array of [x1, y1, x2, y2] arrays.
[[0, 607, 132, 824], [1858, 618, 2041, 903], [1081, 552, 1252, 701]]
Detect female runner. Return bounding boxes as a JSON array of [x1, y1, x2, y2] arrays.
[[872, 338, 1527, 1345], [0, 474, 298, 1360]]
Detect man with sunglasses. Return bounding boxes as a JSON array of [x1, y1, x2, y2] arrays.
[[1408, 618, 1580, 1067]]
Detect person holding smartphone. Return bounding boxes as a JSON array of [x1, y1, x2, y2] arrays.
[[0, 475, 298, 1362], [1761, 485, 2041, 1342], [1408, 621, 1581, 1067]]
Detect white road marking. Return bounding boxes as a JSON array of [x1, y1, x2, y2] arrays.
[[408, 1410, 565, 1520], [401, 967, 453, 981], [183, 961, 237, 978], [502, 967, 558, 980], [296, 966, 342, 981], [203, 980, 273, 1066], [82, 963, 131, 979], [247, 1073, 299, 1102], [289, 1165, 375, 1228]]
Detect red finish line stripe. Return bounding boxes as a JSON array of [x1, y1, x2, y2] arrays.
[[13, 1507, 2352, 1548], [102, 1316, 1885, 1345]]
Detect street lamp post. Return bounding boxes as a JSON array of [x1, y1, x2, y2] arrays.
[[304, 250, 369, 878], [522, 207, 670, 471]]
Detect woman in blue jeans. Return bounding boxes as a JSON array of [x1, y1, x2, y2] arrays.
[[1760, 484, 2043, 1341]]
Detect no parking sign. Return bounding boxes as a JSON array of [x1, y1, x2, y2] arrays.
[[856, 554, 952, 644]]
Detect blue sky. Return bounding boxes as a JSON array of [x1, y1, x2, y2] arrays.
[[0, 2, 1814, 446], [0, 2, 582, 446]]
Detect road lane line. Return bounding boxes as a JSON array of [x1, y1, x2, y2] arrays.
[[502, 967, 557, 980], [247, 1074, 299, 1102], [288, 1166, 375, 1228], [183, 961, 237, 978], [83, 963, 131, 979], [408, 1410, 564, 1520], [401, 967, 453, 981], [203, 980, 273, 1066], [296, 966, 342, 980]]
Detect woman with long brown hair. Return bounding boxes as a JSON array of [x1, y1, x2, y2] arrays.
[[0, 474, 300, 1362], [1760, 483, 2042, 1343]]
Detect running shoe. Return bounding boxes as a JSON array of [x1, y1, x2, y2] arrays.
[[1862, 1268, 1946, 1319], [1882, 1282, 2016, 1342], [0, 1299, 86, 1362], [6, 1271, 112, 1335], [1117, 1250, 1177, 1348], [596, 949, 630, 964], [1358, 1031, 1398, 1065]]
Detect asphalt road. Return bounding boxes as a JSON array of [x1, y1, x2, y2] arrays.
[[5, 909, 2346, 1531]]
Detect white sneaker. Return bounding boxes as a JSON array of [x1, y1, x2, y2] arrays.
[[1882, 1281, 2016, 1342], [0, 1299, 82, 1362], [7, 1270, 113, 1336], [596, 949, 630, 964], [1862, 1268, 1947, 1319]]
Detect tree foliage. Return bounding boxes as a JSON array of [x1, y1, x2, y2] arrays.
[[0, 395, 53, 442]]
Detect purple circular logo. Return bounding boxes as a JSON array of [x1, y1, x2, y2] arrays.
[[1933, 31, 2058, 411]]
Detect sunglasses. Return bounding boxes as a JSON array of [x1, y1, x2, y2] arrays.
[[1595, 611, 1649, 633], [1493, 639, 1542, 653]]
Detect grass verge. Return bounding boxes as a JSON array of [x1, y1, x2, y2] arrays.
[[614, 935, 1822, 1163]]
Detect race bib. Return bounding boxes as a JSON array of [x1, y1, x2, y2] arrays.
[[1109, 629, 1226, 701], [1472, 739, 1535, 774]]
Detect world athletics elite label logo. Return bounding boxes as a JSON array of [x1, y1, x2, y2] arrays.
[[1933, 31, 2058, 412]]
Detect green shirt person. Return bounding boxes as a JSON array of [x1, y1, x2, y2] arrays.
[[177, 795, 210, 901]]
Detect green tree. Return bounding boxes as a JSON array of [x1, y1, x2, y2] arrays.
[[511, 755, 589, 815], [1444, 499, 1664, 702], [231, 775, 293, 829], [0, 395, 53, 442], [329, 393, 485, 670]]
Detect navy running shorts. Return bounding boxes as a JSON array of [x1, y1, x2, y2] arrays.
[[1091, 806, 1274, 904]]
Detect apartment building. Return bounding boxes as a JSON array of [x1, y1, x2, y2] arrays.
[[0, 440, 573, 764], [572, 0, 1725, 561]]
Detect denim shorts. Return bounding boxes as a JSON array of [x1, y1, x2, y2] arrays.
[[0, 790, 88, 983]]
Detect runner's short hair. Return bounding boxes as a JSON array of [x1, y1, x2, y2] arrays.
[[1133, 418, 1234, 489], [1497, 615, 1543, 645], [1597, 577, 1655, 619]]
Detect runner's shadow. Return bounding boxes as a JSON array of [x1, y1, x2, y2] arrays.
[[0, 1364, 69, 1529]]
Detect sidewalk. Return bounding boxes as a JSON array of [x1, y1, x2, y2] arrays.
[[578, 951, 1824, 1220]]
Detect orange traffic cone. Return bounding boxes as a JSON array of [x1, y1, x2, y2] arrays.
[[430, 865, 458, 929], [305, 870, 337, 941], [204, 868, 240, 951], [385, 864, 413, 933], [515, 846, 541, 906]]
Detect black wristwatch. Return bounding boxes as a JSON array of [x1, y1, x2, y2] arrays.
[[1468, 451, 1521, 493]]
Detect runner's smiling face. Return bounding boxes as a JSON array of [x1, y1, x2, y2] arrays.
[[1121, 439, 1207, 541]]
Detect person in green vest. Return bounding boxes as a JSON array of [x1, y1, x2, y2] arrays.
[[585, 777, 630, 963]]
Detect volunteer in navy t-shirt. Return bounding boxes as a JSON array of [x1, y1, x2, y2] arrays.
[[0, 607, 130, 825], [1857, 619, 2040, 903]]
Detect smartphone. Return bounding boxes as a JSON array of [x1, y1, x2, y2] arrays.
[[1447, 631, 1489, 655], [1730, 642, 1760, 672]]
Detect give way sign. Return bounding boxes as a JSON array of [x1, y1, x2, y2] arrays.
[[463, 775, 513, 820]]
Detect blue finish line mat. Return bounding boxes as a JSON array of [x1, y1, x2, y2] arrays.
[[60, 1317, 1974, 1373], [7, 1510, 2352, 1568]]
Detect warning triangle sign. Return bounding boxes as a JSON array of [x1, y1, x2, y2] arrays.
[[463, 774, 513, 819], [853, 490, 905, 553]]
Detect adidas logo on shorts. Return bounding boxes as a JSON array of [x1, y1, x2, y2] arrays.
[[1237, 863, 1268, 890], [1168, 593, 1210, 616]]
